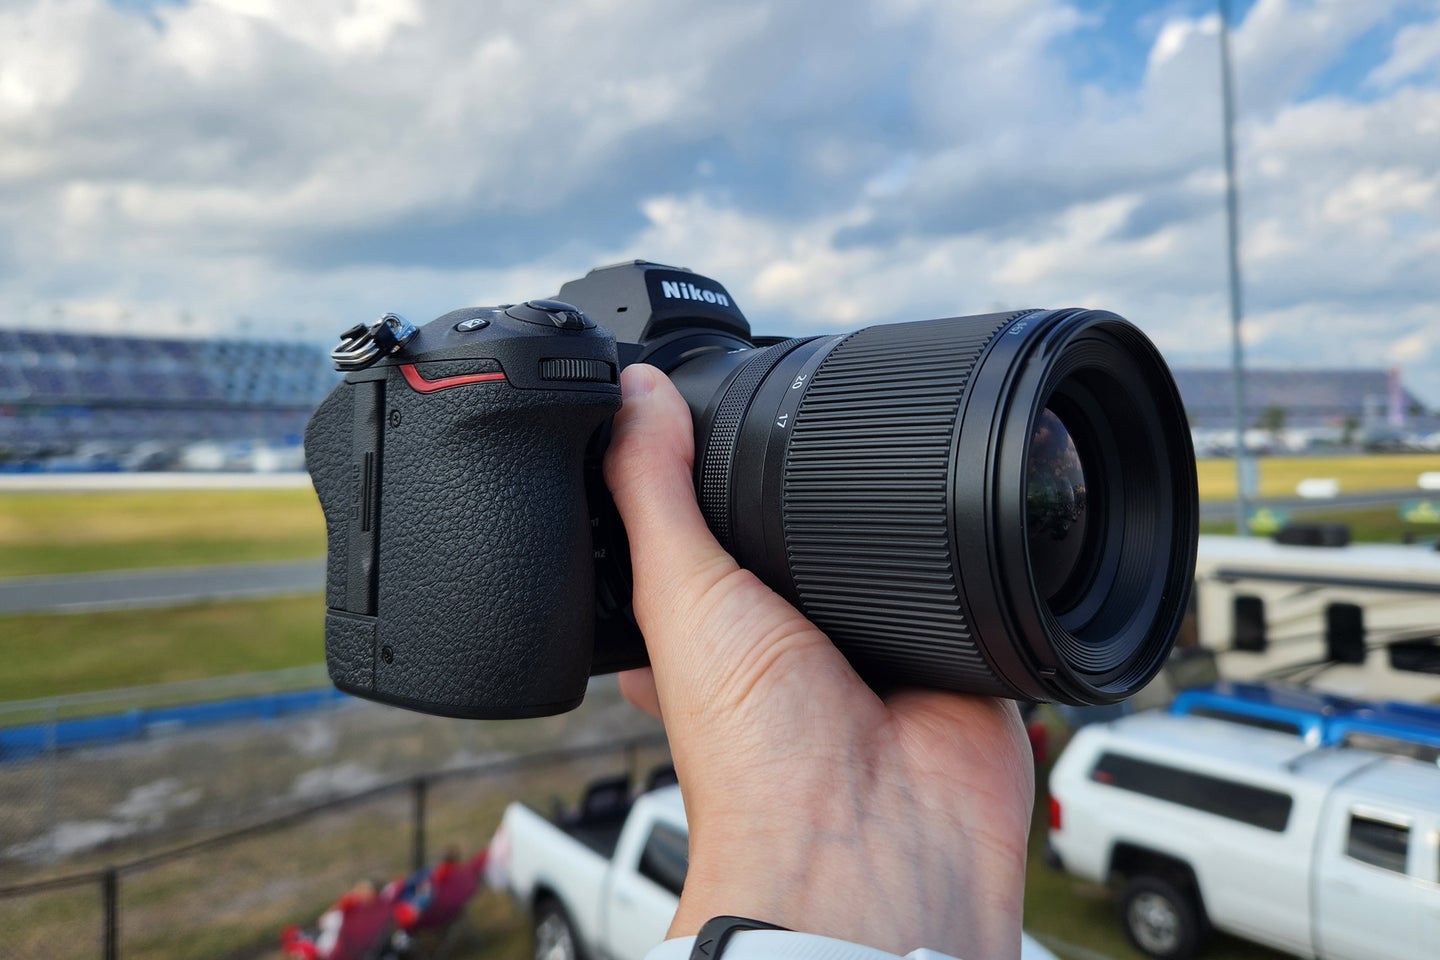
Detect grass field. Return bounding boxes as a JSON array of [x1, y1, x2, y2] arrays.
[[0, 489, 324, 577], [1, 454, 1434, 700], [1201, 505, 1436, 542], [1195, 452, 1440, 500], [0, 594, 322, 700], [2, 454, 1438, 580]]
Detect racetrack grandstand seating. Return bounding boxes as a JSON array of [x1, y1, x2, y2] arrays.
[[0, 328, 335, 461], [1173, 367, 1427, 430]]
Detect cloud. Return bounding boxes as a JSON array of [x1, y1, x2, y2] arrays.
[[1368, 10, 1440, 88], [0, 0, 1438, 405]]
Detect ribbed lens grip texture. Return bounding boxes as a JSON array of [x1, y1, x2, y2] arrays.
[[699, 339, 807, 552], [783, 315, 1019, 693]]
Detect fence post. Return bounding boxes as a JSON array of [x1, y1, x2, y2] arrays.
[[102, 867, 118, 960], [44, 698, 58, 858], [411, 776, 427, 873]]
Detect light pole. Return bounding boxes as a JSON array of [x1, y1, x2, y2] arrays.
[[1219, 0, 1252, 535]]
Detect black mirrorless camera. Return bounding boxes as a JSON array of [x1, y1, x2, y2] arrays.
[[305, 261, 1198, 719]]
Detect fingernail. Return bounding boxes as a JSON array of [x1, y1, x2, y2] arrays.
[[621, 364, 658, 401]]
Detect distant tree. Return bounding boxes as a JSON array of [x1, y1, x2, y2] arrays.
[[1341, 414, 1360, 447], [1256, 404, 1287, 440], [1407, 400, 1424, 418]]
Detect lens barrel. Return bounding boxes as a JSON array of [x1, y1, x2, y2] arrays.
[[683, 309, 1197, 705]]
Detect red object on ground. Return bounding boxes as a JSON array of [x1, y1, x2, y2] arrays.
[[399, 851, 489, 934], [1026, 719, 1048, 765], [281, 884, 398, 960], [1049, 795, 1062, 832], [394, 900, 421, 929]]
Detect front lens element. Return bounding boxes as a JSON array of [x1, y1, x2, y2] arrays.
[[1026, 408, 1089, 604]]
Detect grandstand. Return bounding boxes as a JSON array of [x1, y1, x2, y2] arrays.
[[3, 328, 1437, 467], [1172, 367, 1431, 431], [0, 328, 335, 467]]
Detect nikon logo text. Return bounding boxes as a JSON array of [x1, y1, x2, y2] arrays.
[[661, 280, 730, 307]]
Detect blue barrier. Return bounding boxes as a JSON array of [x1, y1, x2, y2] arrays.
[[0, 686, 350, 763]]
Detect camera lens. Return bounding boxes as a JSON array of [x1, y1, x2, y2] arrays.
[[1025, 407, 1090, 607], [678, 307, 1198, 705]]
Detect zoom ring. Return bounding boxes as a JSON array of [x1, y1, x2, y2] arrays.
[[782, 315, 1022, 694], [698, 339, 809, 552]]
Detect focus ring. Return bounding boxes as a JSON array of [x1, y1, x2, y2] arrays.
[[782, 314, 1021, 694], [699, 339, 810, 552]]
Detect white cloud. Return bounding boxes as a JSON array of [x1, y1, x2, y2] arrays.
[[1368, 11, 1440, 89], [1388, 328, 1433, 363], [1321, 167, 1439, 228], [1231, 0, 1412, 112], [0, 0, 1438, 405]]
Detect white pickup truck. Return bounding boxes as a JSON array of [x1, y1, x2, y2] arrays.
[[1048, 710, 1440, 960], [489, 769, 1058, 960]]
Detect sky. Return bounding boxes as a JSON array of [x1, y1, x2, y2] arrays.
[[2, 0, 1439, 402]]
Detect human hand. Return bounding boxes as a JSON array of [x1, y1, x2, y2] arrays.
[[603, 364, 1035, 960]]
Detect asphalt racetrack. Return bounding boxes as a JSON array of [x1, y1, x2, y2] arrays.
[[0, 558, 325, 615]]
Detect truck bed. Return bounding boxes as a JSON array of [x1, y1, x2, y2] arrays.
[[549, 771, 635, 859], [566, 819, 627, 859]]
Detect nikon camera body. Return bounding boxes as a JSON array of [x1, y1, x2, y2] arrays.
[[306, 261, 1199, 720]]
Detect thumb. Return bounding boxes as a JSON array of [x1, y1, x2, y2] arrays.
[[603, 364, 740, 628], [603, 364, 849, 718]]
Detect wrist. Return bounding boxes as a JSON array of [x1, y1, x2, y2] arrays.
[[671, 790, 1027, 960]]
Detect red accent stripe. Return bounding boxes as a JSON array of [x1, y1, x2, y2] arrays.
[[400, 363, 506, 393]]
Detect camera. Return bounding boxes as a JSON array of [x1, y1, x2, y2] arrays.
[[305, 260, 1198, 719]]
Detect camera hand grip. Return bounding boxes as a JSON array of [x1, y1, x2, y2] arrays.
[[309, 364, 619, 719]]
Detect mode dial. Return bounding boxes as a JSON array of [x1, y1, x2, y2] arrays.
[[504, 300, 595, 330]]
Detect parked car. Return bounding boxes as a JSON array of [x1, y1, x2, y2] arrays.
[[489, 768, 1058, 960], [1048, 710, 1440, 959]]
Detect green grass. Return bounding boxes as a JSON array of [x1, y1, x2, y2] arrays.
[[1196, 453, 1440, 500], [0, 489, 325, 578], [0, 457, 1436, 580], [0, 594, 323, 700]]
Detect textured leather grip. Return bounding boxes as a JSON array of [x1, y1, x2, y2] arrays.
[[309, 362, 619, 719]]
